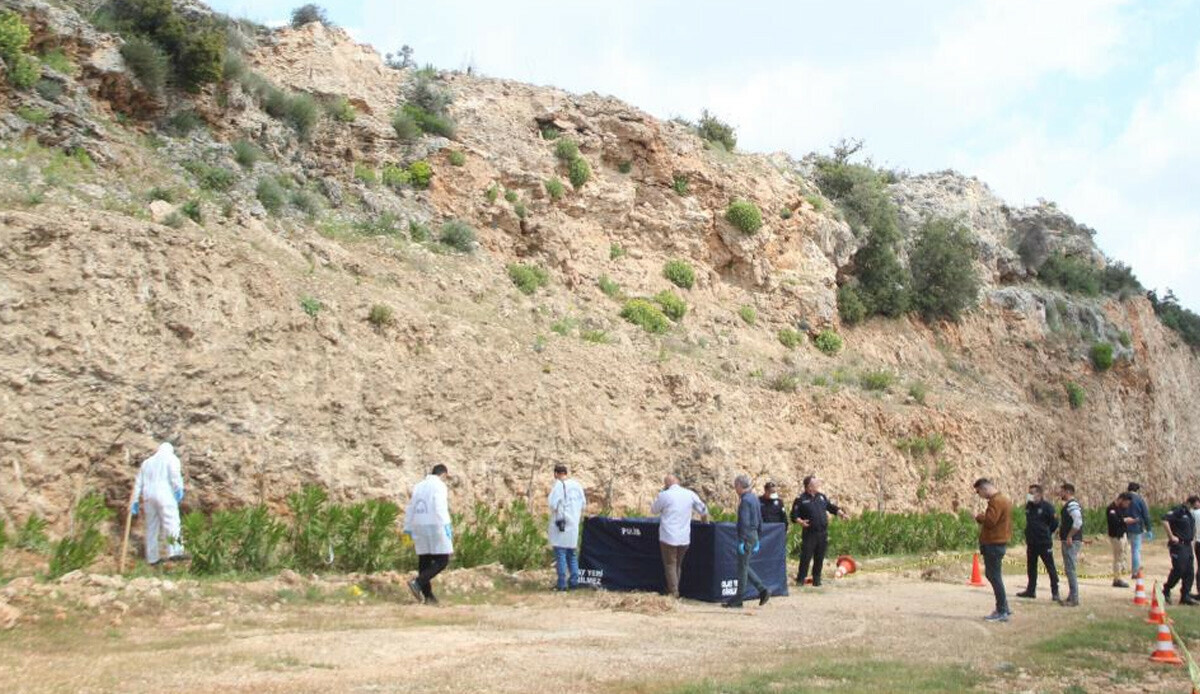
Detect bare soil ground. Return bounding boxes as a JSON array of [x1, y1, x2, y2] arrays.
[[0, 541, 1195, 693]]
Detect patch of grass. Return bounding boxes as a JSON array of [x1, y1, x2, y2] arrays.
[[290, 190, 321, 216], [485, 184, 498, 203], [183, 160, 238, 192], [672, 173, 689, 196], [447, 150, 465, 166], [513, 202, 527, 219], [381, 163, 410, 188], [232, 139, 260, 169], [1090, 342, 1114, 372], [507, 263, 549, 295], [554, 138, 579, 162], [568, 156, 591, 188], [368, 304, 394, 327], [654, 290, 687, 322], [738, 305, 757, 325], [325, 95, 356, 122], [859, 369, 896, 392], [672, 658, 979, 694], [17, 514, 49, 552], [812, 329, 843, 355], [777, 328, 802, 349], [439, 220, 477, 253], [504, 189, 518, 203], [663, 259, 695, 289], [769, 372, 801, 393], [353, 212, 403, 237], [540, 124, 560, 140], [119, 35, 169, 94], [580, 329, 609, 344], [148, 186, 174, 203], [618, 160, 632, 174], [725, 199, 762, 234], [908, 381, 928, 405], [408, 221, 430, 242], [391, 109, 420, 140], [165, 109, 205, 136], [1118, 331, 1132, 348], [354, 163, 377, 186], [1066, 381, 1085, 410], [609, 243, 626, 260], [544, 177, 565, 201], [550, 317, 578, 336], [15, 105, 49, 124], [181, 199, 201, 223], [896, 433, 945, 457], [620, 299, 670, 334], [402, 103, 456, 139], [300, 296, 322, 319], [256, 177, 286, 214], [408, 160, 432, 189], [804, 192, 825, 211], [598, 275, 621, 298]]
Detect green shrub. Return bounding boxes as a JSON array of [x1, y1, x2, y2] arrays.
[[183, 160, 237, 191], [119, 35, 169, 94], [0, 518, 6, 556], [16, 105, 49, 124], [620, 298, 670, 334], [232, 139, 260, 169], [451, 503, 497, 568], [34, 77, 62, 101], [391, 109, 420, 140], [300, 296, 322, 319], [402, 104, 455, 138], [325, 95, 356, 122], [1118, 331, 1132, 348], [609, 243, 626, 260], [672, 174, 689, 196], [654, 290, 687, 321], [354, 162, 377, 185], [539, 124, 560, 140], [181, 199, 201, 223], [17, 514, 49, 552], [408, 220, 430, 242], [164, 211, 188, 228], [181, 509, 242, 575], [550, 317, 578, 336], [485, 183, 498, 203], [813, 329, 843, 355], [580, 329, 609, 344], [290, 190, 321, 216], [256, 177, 285, 214], [554, 138, 579, 162], [106, 0, 226, 92], [175, 31, 225, 92], [777, 328, 802, 349], [148, 186, 174, 202], [1149, 289, 1200, 350], [804, 193, 825, 211], [494, 501, 550, 571], [908, 381, 928, 405], [545, 177, 565, 201], [909, 218, 980, 322], [281, 92, 319, 138], [407, 160, 432, 189], [837, 284, 868, 325], [47, 492, 112, 578], [165, 109, 204, 135], [860, 370, 896, 391], [291, 4, 331, 28], [368, 303, 394, 327], [662, 259, 696, 289], [439, 220, 477, 253], [1066, 382, 1085, 410], [725, 200, 762, 234], [0, 10, 32, 62], [896, 433, 945, 457], [286, 485, 332, 571], [855, 228, 911, 318], [598, 275, 621, 298], [353, 212, 402, 237], [504, 189, 518, 203], [1101, 261, 1143, 297], [7, 52, 39, 89], [738, 305, 756, 325], [696, 109, 736, 151], [1090, 342, 1114, 372], [618, 160, 632, 174], [568, 156, 591, 188], [770, 372, 801, 393], [507, 263, 549, 295], [780, 208, 793, 220], [381, 163, 409, 188], [1038, 253, 1100, 296], [447, 150, 465, 166], [513, 202, 527, 219]]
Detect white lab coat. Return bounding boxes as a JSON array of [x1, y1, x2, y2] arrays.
[[133, 442, 185, 563], [404, 474, 453, 555], [548, 478, 586, 549]]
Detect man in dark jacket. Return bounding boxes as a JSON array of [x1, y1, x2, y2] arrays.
[[1162, 496, 1200, 605], [760, 482, 788, 525], [1124, 482, 1153, 578], [724, 474, 769, 609], [1016, 484, 1060, 601], [1107, 494, 1131, 588], [790, 475, 847, 587]]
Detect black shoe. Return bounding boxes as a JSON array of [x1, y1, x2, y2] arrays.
[[758, 590, 770, 606], [425, 593, 439, 606], [1016, 590, 1036, 599], [1051, 593, 1061, 603], [1113, 579, 1130, 588], [811, 581, 822, 588], [722, 601, 744, 609], [1061, 598, 1079, 607], [1182, 597, 1199, 606], [1163, 593, 1173, 605], [407, 579, 424, 603]]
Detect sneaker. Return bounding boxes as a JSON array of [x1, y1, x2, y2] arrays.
[[1182, 597, 1199, 606], [167, 553, 191, 562], [758, 590, 770, 606], [1113, 579, 1130, 588], [1015, 590, 1036, 599], [983, 611, 1009, 622], [407, 579, 424, 603], [722, 601, 744, 609]]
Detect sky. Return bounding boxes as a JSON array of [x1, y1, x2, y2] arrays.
[[208, 0, 1200, 310]]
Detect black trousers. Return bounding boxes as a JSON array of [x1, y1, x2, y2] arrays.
[[797, 530, 828, 585], [1025, 543, 1059, 595], [417, 553, 450, 597], [1165, 542, 1195, 599]]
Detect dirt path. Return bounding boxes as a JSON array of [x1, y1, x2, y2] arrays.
[[0, 545, 1194, 693]]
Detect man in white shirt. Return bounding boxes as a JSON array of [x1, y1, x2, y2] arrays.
[[404, 464, 453, 605], [548, 464, 586, 591], [650, 474, 709, 598]]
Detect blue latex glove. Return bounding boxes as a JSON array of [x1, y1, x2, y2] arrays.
[[131, 501, 139, 517], [737, 541, 746, 555], [1146, 530, 1155, 542], [444, 524, 453, 540], [403, 529, 412, 537], [752, 540, 761, 554], [174, 489, 184, 503]]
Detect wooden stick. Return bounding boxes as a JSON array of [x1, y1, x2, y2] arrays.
[[117, 479, 138, 574]]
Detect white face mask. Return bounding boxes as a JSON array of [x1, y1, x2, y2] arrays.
[[769, 493, 779, 500], [1026, 494, 1036, 503]]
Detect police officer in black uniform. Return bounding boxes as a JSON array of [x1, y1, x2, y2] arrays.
[[790, 475, 847, 586], [1016, 484, 1060, 601], [760, 482, 789, 525], [1162, 496, 1200, 605]]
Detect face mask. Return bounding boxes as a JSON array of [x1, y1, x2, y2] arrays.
[[1026, 494, 1035, 503], [769, 493, 779, 500]]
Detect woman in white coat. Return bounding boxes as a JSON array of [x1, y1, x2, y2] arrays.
[[404, 464, 453, 604], [132, 442, 186, 565], [548, 464, 586, 590]]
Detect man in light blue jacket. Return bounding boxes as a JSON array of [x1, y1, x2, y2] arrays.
[[1124, 482, 1153, 578]]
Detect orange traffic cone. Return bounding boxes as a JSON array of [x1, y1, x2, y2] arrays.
[[1146, 582, 1170, 625], [1149, 621, 1184, 664], [1134, 574, 1149, 606], [834, 555, 857, 579], [967, 553, 987, 587]]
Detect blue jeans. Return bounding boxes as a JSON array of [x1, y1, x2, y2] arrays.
[[554, 547, 578, 589], [1061, 539, 1082, 602], [1128, 532, 1143, 577], [980, 543, 1008, 614]]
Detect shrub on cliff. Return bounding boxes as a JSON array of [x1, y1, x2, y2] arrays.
[[697, 109, 736, 151], [663, 260, 695, 289], [726, 200, 762, 234], [909, 218, 980, 322], [1090, 342, 1114, 372], [620, 299, 670, 334], [290, 4, 331, 28]]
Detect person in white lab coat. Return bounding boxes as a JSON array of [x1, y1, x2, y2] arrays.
[[548, 464, 586, 591], [131, 442, 187, 565], [404, 464, 453, 604], [650, 474, 709, 598]]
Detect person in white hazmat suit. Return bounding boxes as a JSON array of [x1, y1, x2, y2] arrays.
[[404, 464, 453, 604], [548, 464, 586, 590], [131, 442, 187, 565]]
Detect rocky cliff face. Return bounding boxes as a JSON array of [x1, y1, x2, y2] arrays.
[[1, 2, 1198, 530]]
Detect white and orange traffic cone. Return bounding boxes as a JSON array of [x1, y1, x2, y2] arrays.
[[1149, 621, 1184, 665], [1146, 582, 1170, 625], [1133, 573, 1149, 606], [967, 553, 986, 588], [834, 555, 857, 579]]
